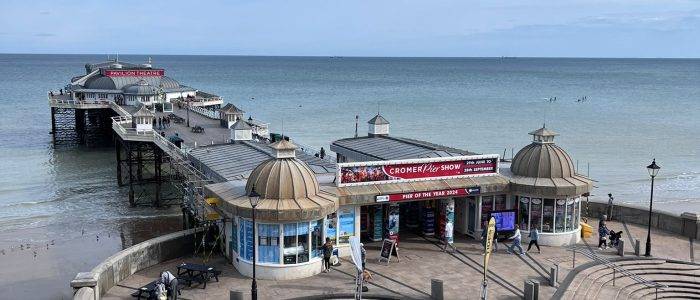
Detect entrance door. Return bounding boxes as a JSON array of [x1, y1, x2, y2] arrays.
[[468, 198, 476, 236]]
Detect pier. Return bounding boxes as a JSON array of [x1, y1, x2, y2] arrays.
[[48, 79, 335, 224]]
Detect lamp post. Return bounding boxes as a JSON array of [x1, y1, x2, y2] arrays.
[[645, 159, 660, 257], [248, 186, 260, 300], [186, 97, 191, 127]]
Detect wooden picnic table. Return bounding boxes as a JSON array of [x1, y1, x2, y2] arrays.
[[130, 280, 157, 299], [191, 125, 205, 133], [176, 263, 220, 289]]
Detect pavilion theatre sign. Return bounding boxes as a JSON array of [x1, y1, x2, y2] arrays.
[[102, 69, 165, 77], [336, 154, 499, 187]]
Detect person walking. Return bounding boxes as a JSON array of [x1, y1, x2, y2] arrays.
[[506, 226, 525, 255], [321, 237, 333, 272], [526, 228, 541, 253], [160, 270, 178, 300], [598, 224, 610, 250]]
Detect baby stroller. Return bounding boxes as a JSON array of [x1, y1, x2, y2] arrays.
[[608, 230, 623, 247]]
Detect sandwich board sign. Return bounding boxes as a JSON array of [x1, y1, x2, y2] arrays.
[[378, 238, 399, 265]]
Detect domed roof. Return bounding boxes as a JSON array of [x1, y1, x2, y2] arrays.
[[511, 131, 575, 178], [229, 140, 338, 222], [509, 126, 592, 197], [84, 76, 117, 90], [159, 76, 180, 89], [122, 81, 157, 95]]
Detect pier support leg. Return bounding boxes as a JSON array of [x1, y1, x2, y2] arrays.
[[154, 146, 162, 207], [50, 107, 57, 144], [127, 143, 135, 207], [136, 143, 143, 181], [116, 141, 123, 186], [75, 109, 86, 145]]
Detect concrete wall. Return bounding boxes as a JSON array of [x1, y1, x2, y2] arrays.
[[70, 227, 203, 300], [583, 201, 699, 240]]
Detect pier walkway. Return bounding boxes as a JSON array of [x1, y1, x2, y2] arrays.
[[102, 221, 699, 299]]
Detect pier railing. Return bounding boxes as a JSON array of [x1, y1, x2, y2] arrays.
[[49, 98, 112, 109], [188, 106, 219, 119]]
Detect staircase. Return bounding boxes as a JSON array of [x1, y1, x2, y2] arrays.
[[559, 257, 700, 299]]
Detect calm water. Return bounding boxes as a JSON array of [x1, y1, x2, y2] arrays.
[[0, 54, 699, 297]]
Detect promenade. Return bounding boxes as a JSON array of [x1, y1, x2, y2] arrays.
[[102, 220, 698, 299]]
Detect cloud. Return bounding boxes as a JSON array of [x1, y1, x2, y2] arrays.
[[34, 33, 55, 37], [40, 11, 50, 15]]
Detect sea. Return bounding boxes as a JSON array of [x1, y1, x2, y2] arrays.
[[0, 54, 698, 298]]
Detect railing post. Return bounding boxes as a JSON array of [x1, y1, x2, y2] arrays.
[[572, 246, 576, 268], [613, 268, 616, 286]]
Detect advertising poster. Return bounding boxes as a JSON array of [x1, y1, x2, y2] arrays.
[[338, 155, 499, 186], [443, 198, 455, 244], [338, 207, 355, 244], [387, 204, 400, 243], [373, 206, 383, 241]]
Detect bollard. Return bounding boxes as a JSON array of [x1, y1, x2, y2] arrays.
[[431, 279, 444, 300], [549, 264, 559, 287], [620, 240, 626, 255], [230, 288, 251, 300], [531, 280, 540, 300], [523, 280, 535, 300], [635, 239, 641, 256]]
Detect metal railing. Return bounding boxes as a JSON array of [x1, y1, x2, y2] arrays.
[[571, 245, 667, 291], [188, 105, 219, 119]]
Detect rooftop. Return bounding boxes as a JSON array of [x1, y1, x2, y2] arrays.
[[189, 141, 336, 182], [331, 135, 477, 161]]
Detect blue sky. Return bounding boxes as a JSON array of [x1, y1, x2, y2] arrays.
[[1, 0, 699, 57]]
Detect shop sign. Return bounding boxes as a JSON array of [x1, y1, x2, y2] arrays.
[[103, 69, 165, 77], [375, 186, 480, 203], [337, 155, 499, 187]]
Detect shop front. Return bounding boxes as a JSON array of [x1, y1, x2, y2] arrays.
[[333, 154, 511, 245]]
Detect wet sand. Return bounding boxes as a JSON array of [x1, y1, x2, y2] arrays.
[[0, 215, 182, 300]]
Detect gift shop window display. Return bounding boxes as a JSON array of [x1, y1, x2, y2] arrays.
[[236, 218, 323, 265]]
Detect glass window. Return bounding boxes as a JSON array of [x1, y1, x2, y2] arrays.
[[338, 207, 355, 244], [481, 196, 494, 224], [258, 224, 279, 263], [231, 219, 238, 253], [326, 213, 337, 244], [311, 219, 323, 258], [518, 197, 530, 231], [542, 199, 555, 233], [239, 218, 253, 261], [297, 222, 309, 263], [530, 198, 542, 231], [495, 195, 507, 210], [555, 199, 566, 232], [283, 223, 298, 264], [566, 198, 575, 231]]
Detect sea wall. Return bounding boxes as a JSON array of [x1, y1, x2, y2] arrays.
[[70, 227, 203, 300], [582, 201, 699, 239]]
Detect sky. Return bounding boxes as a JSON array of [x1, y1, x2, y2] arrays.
[[1, 0, 699, 57]]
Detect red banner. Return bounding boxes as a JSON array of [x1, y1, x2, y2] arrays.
[[103, 69, 164, 77], [339, 156, 498, 186], [376, 187, 481, 203]]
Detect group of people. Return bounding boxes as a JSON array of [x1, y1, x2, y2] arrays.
[[598, 218, 623, 250], [481, 223, 542, 256], [155, 116, 171, 130]]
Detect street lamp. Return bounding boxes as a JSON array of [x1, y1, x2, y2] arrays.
[[645, 159, 660, 257], [248, 186, 261, 300]]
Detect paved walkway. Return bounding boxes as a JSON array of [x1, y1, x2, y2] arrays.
[[104, 221, 696, 299], [153, 106, 231, 147]]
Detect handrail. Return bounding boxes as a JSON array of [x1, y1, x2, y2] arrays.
[[572, 245, 667, 289], [188, 106, 219, 119], [293, 141, 336, 163]]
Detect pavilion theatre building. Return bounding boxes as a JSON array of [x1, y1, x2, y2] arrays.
[[203, 115, 592, 280]]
